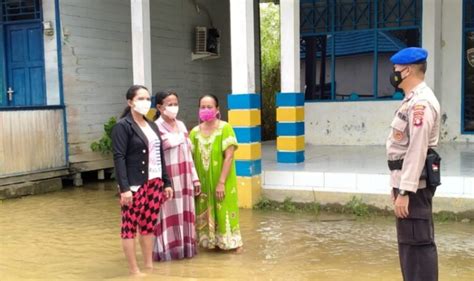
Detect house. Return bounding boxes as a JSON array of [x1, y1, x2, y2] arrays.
[[0, 0, 233, 193], [1, 0, 473, 212]]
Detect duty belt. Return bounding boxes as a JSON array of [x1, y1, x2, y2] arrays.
[[388, 159, 403, 171]]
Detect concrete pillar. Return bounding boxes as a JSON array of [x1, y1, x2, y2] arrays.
[[277, 0, 305, 163], [422, 0, 442, 101], [228, 0, 261, 208], [131, 0, 152, 91]]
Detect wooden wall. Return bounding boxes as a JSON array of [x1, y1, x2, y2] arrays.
[[59, 0, 233, 171], [0, 109, 66, 176], [60, 0, 133, 167], [150, 0, 232, 127]]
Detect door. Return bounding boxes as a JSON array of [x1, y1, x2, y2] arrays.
[[5, 22, 46, 106]]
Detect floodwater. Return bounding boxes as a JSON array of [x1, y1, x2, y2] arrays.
[[0, 181, 473, 281]]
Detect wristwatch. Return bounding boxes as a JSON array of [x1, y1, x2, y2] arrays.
[[398, 189, 410, 196]]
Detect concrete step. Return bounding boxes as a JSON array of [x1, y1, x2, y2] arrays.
[[0, 178, 62, 200]]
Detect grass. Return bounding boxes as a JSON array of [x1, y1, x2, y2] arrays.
[[254, 196, 373, 218], [253, 196, 471, 222], [343, 196, 370, 217], [254, 196, 321, 215], [433, 211, 458, 222]]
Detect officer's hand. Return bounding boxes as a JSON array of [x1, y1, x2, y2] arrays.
[[394, 195, 409, 218], [391, 189, 396, 204]]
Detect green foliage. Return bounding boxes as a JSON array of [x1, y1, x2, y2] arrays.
[[304, 201, 321, 215], [254, 197, 273, 210], [254, 196, 466, 222], [344, 196, 370, 217], [260, 3, 280, 141], [90, 117, 117, 154], [434, 211, 458, 222], [283, 197, 296, 212], [254, 197, 319, 215]]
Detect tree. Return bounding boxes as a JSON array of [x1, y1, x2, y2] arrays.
[[260, 2, 280, 141]]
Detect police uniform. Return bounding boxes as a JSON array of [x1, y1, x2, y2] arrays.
[[386, 48, 440, 281]]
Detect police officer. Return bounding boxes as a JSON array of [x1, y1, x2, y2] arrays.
[[386, 47, 441, 281]]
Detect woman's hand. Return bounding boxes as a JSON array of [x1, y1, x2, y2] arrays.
[[216, 182, 225, 201], [164, 187, 173, 199], [194, 183, 201, 197], [120, 191, 133, 206]]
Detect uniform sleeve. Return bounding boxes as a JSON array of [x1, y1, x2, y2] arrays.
[[111, 122, 131, 193], [399, 101, 435, 193], [221, 123, 238, 152]]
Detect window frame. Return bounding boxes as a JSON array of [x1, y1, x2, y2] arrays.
[[300, 0, 422, 102], [462, 0, 474, 134]]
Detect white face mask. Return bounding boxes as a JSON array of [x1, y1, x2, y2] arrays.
[[133, 100, 151, 115], [164, 105, 179, 119]]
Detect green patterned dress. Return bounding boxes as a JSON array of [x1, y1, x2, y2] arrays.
[[189, 121, 243, 250]]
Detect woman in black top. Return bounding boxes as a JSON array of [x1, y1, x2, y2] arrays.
[[112, 85, 173, 276]]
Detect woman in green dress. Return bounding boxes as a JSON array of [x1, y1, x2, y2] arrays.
[[189, 94, 243, 252]]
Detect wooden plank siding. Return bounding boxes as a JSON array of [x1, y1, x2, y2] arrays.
[[150, 0, 232, 126], [60, 0, 232, 172], [60, 0, 132, 170], [0, 109, 66, 177]]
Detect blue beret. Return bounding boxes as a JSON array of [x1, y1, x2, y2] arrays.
[[390, 47, 428, 65]]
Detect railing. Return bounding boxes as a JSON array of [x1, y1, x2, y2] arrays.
[[300, 0, 422, 101], [301, 0, 421, 36], [1, 0, 42, 22]]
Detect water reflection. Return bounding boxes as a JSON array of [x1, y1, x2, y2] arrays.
[[0, 182, 472, 280]]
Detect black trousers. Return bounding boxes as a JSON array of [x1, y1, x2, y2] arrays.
[[393, 187, 438, 281]]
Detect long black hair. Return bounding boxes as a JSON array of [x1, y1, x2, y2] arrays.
[[154, 90, 179, 120], [198, 94, 219, 107], [120, 85, 148, 118]]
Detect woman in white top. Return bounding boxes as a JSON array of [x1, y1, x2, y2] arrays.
[[112, 85, 173, 276]]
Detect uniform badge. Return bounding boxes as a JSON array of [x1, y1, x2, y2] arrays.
[[414, 116, 423, 127], [413, 104, 425, 127], [413, 104, 426, 111], [413, 111, 424, 117]]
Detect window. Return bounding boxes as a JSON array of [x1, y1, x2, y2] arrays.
[[1, 0, 41, 22], [463, 0, 474, 132], [300, 0, 422, 101]]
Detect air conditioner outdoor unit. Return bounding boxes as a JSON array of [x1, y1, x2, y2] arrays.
[[195, 26, 208, 54], [193, 26, 220, 60]]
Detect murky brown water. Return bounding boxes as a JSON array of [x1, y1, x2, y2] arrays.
[[0, 181, 473, 281]]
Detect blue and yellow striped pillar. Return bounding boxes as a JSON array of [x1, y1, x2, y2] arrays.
[[228, 94, 262, 208], [276, 93, 305, 163]]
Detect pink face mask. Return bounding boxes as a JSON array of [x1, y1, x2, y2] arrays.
[[199, 108, 218, 122]]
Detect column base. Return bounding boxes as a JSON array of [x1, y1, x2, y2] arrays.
[[277, 151, 305, 163], [237, 175, 261, 208]]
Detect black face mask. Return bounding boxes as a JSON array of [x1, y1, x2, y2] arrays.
[[389, 67, 407, 88]]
